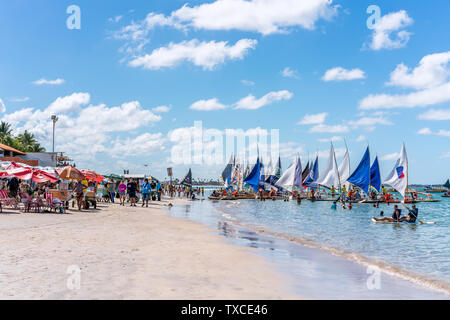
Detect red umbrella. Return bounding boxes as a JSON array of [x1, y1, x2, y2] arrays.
[[81, 170, 105, 183]]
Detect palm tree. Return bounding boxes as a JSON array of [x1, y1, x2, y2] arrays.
[[0, 121, 13, 144], [17, 130, 38, 152], [28, 143, 46, 152]]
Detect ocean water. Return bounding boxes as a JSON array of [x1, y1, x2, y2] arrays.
[[169, 192, 450, 299]]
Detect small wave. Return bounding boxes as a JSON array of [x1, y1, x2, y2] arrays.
[[211, 202, 450, 296]]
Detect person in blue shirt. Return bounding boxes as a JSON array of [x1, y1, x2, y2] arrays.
[[141, 179, 151, 207], [156, 182, 162, 201]]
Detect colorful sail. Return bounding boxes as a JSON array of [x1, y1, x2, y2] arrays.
[[347, 147, 371, 194], [318, 143, 340, 188], [221, 155, 234, 187], [338, 148, 351, 189], [180, 169, 192, 187], [444, 179, 450, 189], [369, 156, 381, 192], [303, 156, 319, 188], [244, 157, 261, 193], [301, 161, 310, 182], [266, 156, 282, 186], [384, 143, 408, 198], [276, 157, 302, 192]]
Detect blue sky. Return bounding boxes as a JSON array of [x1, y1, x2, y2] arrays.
[[0, 0, 449, 183]]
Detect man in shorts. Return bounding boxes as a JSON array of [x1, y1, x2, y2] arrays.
[[127, 179, 137, 207], [141, 179, 151, 207]]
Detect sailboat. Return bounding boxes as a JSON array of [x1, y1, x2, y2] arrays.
[[265, 156, 282, 188], [301, 161, 311, 183], [275, 157, 302, 192], [384, 143, 408, 199], [347, 147, 371, 195], [303, 156, 319, 188], [317, 143, 340, 190], [221, 155, 234, 189], [244, 157, 262, 193], [369, 156, 382, 193], [338, 147, 351, 190]]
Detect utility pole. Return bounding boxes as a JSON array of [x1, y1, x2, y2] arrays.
[[51, 115, 58, 153]]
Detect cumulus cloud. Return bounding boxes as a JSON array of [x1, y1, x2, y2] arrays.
[[309, 124, 349, 134], [417, 127, 450, 137], [387, 51, 450, 89], [116, 0, 338, 40], [152, 105, 172, 113], [234, 90, 293, 110], [359, 52, 450, 110], [281, 67, 299, 79], [1, 93, 163, 162], [129, 39, 257, 70], [348, 116, 393, 128], [190, 98, 229, 111], [418, 109, 450, 121], [318, 136, 343, 143], [190, 90, 293, 111], [298, 113, 328, 125], [33, 78, 65, 86], [241, 80, 255, 86], [322, 67, 366, 81], [356, 135, 366, 142], [367, 10, 413, 51]]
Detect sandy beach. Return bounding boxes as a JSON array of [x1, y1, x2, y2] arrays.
[[0, 198, 297, 300]]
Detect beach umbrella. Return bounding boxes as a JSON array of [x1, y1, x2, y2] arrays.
[[56, 166, 85, 181], [148, 175, 159, 182], [81, 170, 105, 183]]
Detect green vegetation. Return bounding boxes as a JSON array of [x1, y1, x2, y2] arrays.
[[0, 121, 46, 153]]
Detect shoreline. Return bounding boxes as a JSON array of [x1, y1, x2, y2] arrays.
[[169, 199, 450, 300], [0, 198, 298, 300]]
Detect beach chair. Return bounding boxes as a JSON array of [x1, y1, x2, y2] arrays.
[[45, 192, 63, 213], [20, 192, 41, 213], [0, 189, 19, 209]]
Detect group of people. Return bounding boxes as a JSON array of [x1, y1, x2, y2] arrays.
[[101, 179, 163, 207], [373, 205, 419, 223]]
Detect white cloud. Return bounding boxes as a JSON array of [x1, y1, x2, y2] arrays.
[[152, 105, 171, 113], [191, 90, 293, 111], [418, 109, 450, 121], [318, 136, 343, 143], [348, 116, 393, 127], [0, 98, 5, 113], [317, 147, 347, 159], [234, 90, 293, 110], [109, 15, 123, 23], [417, 127, 450, 137], [441, 151, 450, 159], [241, 80, 255, 86], [322, 67, 366, 81], [367, 10, 413, 51], [47, 92, 90, 114], [8, 97, 29, 103], [1, 94, 163, 161], [117, 0, 338, 39], [359, 82, 450, 110], [356, 135, 366, 142], [381, 152, 400, 161], [190, 98, 228, 111], [111, 133, 165, 155], [387, 52, 450, 89], [309, 124, 349, 134], [33, 78, 65, 86], [360, 52, 450, 110], [298, 112, 328, 125], [281, 67, 299, 79], [129, 39, 257, 70]]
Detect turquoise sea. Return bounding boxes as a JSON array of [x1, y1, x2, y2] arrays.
[[170, 191, 450, 299]]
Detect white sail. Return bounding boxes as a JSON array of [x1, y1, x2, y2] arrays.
[[338, 148, 351, 189], [275, 158, 297, 192], [318, 144, 340, 188], [384, 143, 408, 198], [265, 159, 273, 178]]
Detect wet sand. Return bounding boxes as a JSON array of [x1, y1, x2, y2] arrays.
[[0, 198, 297, 300]]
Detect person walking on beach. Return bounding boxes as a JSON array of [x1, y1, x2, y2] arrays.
[[74, 180, 86, 211], [156, 181, 162, 201], [127, 179, 137, 207], [118, 180, 127, 206], [141, 179, 151, 207], [108, 182, 116, 203]]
